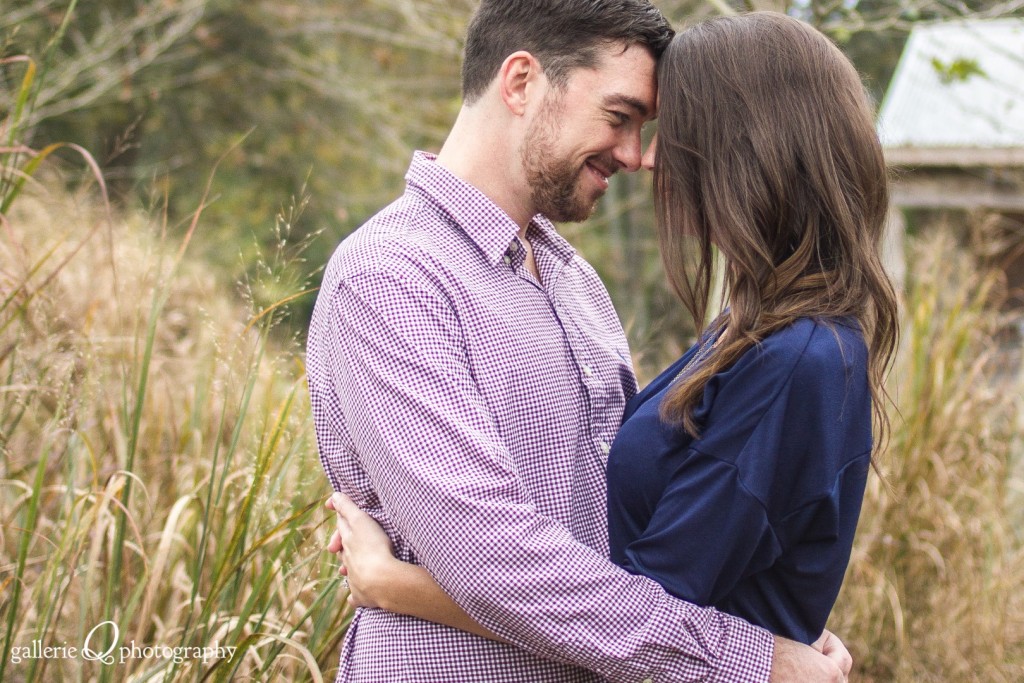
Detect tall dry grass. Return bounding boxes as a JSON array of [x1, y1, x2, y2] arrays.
[[3, 200, 1023, 682], [829, 231, 1024, 682], [0, 183, 348, 681]]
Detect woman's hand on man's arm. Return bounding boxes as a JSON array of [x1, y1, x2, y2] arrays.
[[326, 492, 852, 681], [325, 492, 505, 643]]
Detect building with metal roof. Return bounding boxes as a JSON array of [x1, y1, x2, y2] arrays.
[[878, 18, 1024, 210], [877, 17, 1024, 314]]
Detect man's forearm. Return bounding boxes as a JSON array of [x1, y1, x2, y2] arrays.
[[411, 518, 774, 683]]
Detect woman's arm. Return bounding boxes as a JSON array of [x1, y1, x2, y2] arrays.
[[327, 493, 851, 673], [326, 492, 505, 643]]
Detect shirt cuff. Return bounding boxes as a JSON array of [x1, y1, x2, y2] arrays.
[[709, 617, 774, 683]]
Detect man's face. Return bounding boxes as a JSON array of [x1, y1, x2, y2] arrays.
[[521, 43, 657, 222]]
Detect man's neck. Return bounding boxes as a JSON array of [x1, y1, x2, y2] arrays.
[[435, 105, 535, 231]]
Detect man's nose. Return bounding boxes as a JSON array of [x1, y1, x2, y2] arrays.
[[614, 133, 644, 173]]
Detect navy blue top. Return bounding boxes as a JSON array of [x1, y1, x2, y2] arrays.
[[607, 318, 871, 644]]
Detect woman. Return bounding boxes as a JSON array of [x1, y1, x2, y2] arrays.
[[328, 11, 898, 648]]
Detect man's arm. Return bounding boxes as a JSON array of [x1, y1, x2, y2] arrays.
[[318, 263, 774, 681], [327, 492, 851, 682], [326, 492, 504, 642]]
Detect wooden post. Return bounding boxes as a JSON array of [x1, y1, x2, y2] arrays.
[[883, 204, 907, 294]]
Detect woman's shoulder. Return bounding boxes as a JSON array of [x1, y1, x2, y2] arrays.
[[750, 317, 867, 378], [699, 318, 868, 426], [718, 318, 872, 510]]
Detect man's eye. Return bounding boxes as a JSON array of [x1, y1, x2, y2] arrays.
[[609, 111, 630, 127]]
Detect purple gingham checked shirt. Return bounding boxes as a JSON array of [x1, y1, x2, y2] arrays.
[[307, 152, 774, 682]]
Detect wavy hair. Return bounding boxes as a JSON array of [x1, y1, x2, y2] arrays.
[[654, 12, 898, 450]]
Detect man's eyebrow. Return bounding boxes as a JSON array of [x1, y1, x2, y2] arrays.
[[604, 94, 652, 119]]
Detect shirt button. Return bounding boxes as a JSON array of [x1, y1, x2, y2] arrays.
[[508, 240, 520, 253], [642, 678, 653, 683], [503, 255, 512, 266], [582, 365, 593, 377], [599, 441, 611, 455]]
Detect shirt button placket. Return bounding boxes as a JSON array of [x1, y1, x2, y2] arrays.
[[503, 239, 520, 268], [558, 312, 606, 459], [504, 239, 519, 268]]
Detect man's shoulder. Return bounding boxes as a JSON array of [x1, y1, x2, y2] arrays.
[[326, 193, 453, 286]]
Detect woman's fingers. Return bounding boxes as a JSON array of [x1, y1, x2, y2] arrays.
[[330, 492, 395, 554], [324, 494, 397, 611], [814, 630, 852, 680], [330, 491, 365, 525], [326, 494, 361, 593], [327, 527, 344, 554]]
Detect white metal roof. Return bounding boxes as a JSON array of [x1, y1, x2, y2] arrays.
[[877, 18, 1024, 156]]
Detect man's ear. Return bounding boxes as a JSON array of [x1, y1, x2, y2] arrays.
[[498, 51, 545, 116]]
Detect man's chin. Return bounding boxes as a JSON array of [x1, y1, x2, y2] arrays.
[[566, 185, 607, 221], [548, 203, 598, 223], [534, 180, 602, 223]]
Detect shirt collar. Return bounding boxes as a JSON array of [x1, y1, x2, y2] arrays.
[[405, 151, 576, 267], [527, 214, 577, 267]]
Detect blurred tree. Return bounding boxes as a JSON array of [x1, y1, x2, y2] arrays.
[[3, 0, 1022, 363], [1, 0, 470, 322]]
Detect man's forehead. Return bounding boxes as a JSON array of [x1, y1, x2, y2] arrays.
[[597, 45, 656, 100]]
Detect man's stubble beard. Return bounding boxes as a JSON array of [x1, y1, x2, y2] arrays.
[[521, 96, 598, 223]]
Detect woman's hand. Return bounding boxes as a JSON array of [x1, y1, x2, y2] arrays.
[[812, 629, 852, 681], [325, 492, 504, 641], [325, 491, 399, 609]]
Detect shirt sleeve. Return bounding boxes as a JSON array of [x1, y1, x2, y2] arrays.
[[325, 264, 774, 683]]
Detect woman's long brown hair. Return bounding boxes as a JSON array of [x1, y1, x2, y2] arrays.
[[654, 12, 899, 450]]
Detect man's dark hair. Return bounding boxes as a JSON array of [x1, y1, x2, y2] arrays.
[[461, 0, 673, 103]]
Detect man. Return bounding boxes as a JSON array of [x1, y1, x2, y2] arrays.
[[307, 1, 851, 681]]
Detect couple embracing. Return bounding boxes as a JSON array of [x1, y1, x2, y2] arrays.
[[307, 1, 897, 681]]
